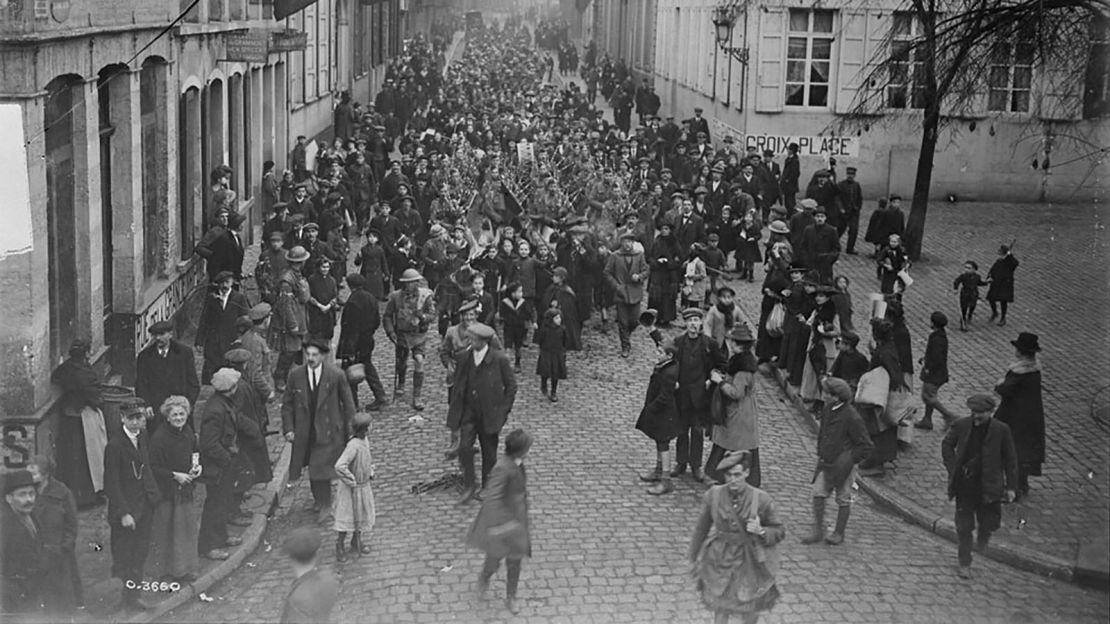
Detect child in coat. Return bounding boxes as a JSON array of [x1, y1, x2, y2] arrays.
[[829, 331, 870, 395], [332, 412, 376, 562], [683, 246, 709, 310], [535, 308, 569, 403], [500, 282, 534, 372], [953, 260, 989, 331]]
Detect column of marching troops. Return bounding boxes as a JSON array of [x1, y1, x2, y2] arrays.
[[1, 13, 1047, 624]]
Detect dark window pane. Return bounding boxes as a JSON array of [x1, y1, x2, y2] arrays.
[[811, 61, 830, 83], [893, 13, 912, 36], [787, 61, 806, 82], [812, 38, 832, 60], [890, 62, 909, 84], [1012, 90, 1030, 112], [1013, 67, 1032, 89], [789, 9, 809, 31], [988, 66, 1009, 88], [988, 89, 1007, 110], [1015, 42, 1035, 65], [990, 42, 1010, 64], [786, 84, 805, 106], [813, 10, 834, 33], [788, 37, 808, 59], [888, 86, 908, 108], [911, 87, 928, 108], [809, 84, 829, 106], [891, 40, 910, 62]]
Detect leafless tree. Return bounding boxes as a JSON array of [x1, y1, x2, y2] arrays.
[[834, 0, 1108, 260]]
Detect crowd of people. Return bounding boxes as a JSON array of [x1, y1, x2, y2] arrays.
[[0, 12, 1050, 624]]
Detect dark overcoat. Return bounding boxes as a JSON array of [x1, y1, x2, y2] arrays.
[[986, 254, 1019, 302], [635, 357, 683, 443], [942, 417, 1019, 502], [135, 339, 201, 423], [1, 503, 43, 613], [447, 348, 518, 435], [33, 478, 82, 613], [280, 566, 339, 624], [466, 456, 531, 559], [993, 363, 1045, 472], [673, 333, 727, 426], [196, 290, 251, 384], [281, 363, 355, 481], [919, 328, 950, 385]]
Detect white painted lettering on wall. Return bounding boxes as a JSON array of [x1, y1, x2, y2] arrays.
[[744, 135, 860, 158], [132, 261, 206, 353]]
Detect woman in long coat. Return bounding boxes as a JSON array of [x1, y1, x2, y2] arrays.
[[307, 259, 340, 340], [755, 238, 792, 364], [466, 429, 533, 616], [986, 245, 1019, 326], [50, 340, 107, 508], [858, 320, 906, 478], [993, 332, 1044, 500], [705, 327, 761, 486], [800, 287, 842, 404], [647, 223, 683, 325], [636, 338, 683, 495], [148, 396, 201, 582], [689, 451, 784, 624]]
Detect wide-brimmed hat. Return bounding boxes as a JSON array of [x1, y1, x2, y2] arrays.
[[1011, 332, 1041, 354], [399, 268, 424, 283], [285, 246, 310, 263], [769, 220, 789, 235]]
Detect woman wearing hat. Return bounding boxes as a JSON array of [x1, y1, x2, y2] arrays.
[[705, 326, 762, 487], [647, 220, 683, 326], [307, 257, 339, 341], [689, 450, 784, 624], [799, 285, 842, 409], [993, 332, 1044, 500]]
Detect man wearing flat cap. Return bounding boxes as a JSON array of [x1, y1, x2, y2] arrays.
[[195, 209, 246, 284], [282, 339, 355, 523], [672, 307, 727, 482], [1, 470, 44, 614], [686, 107, 710, 144], [103, 399, 162, 610], [447, 323, 518, 505], [135, 320, 199, 433], [801, 377, 873, 546], [799, 205, 842, 283], [197, 369, 247, 560], [280, 526, 338, 624], [836, 166, 863, 253], [941, 394, 1018, 579], [604, 230, 649, 358], [196, 271, 251, 385]]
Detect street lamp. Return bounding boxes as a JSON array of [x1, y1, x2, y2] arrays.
[[712, 5, 750, 65]]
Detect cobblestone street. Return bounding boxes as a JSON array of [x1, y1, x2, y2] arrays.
[[161, 269, 1109, 623]]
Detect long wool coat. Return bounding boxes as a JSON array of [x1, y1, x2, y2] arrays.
[[711, 353, 759, 452], [942, 417, 1019, 502], [635, 357, 683, 443], [993, 359, 1045, 473], [196, 290, 251, 384], [282, 363, 356, 481], [466, 456, 531, 559]]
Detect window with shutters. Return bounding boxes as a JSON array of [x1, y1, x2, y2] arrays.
[[987, 24, 1034, 112], [786, 9, 835, 107], [290, 11, 304, 106], [888, 12, 928, 109], [1084, 15, 1110, 118], [305, 5, 317, 101], [317, 0, 330, 96]]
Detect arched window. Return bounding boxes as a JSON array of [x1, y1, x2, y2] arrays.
[[43, 75, 84, 362]]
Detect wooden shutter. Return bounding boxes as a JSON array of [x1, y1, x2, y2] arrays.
[[756, 8, 786, 113], [836, 9, 885, 114]]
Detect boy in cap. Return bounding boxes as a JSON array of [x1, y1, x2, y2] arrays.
[[280, 527, 339, 623], [917, 311, 958, 431], [801, 377, 873, 546], [942, 394, 1018, 579]]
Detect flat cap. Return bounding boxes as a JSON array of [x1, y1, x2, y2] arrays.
[[966, 394, 997, 413], [283, 527, 322, 561], [716, 450, 750, 472], [681, 307, 705, 320], [249, 303, 272, 321], [211, 367, 242, 392], [467, 323, 496, 340], [149, 320, 174, 335], [235, 316, 253, 333], [822, 377, 854, 402], [213, 270, 236, 284], [457, 299, 480, 315], [798, 198, 819, 210]]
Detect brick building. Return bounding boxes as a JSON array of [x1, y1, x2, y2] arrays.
[[0, 0, 401, 469], [586, 0, 1110, 202]]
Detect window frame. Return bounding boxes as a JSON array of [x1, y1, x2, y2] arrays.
[[1083, 15, 1110, 119], [785, 8, 836, 109], [886, 12, 930, 110], [986, 24, 1035, 113]]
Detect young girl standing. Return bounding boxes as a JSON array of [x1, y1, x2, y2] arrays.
[[332, 412, 376, 563], [535, 308, 569, 403], [500, 282, 534, 373]]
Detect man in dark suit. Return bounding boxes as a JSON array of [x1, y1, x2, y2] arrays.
[[685, 107, 710, 143], [837, 166, 864, 254], [780, 143, 801, 217], [282, 339, 355, 522], [195, 210, 246, 283], [942, 394, 1018, 579], [734, 162, 764, 218], [447, 323, 518, 505], [338, 274, 388, 411], [1, 470, 44, 616], [195, 272, 251, 385], [762, 149, 783, 206], [135, 320, 200, 433], [668, 197, 705, 255], [799, 207, 842, 284], [103, 400, 162, 611], [672, 308, 726, 482]]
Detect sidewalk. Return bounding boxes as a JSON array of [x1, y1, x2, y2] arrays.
[[729, 200, 1110, 587], [71, 230, 295, 622]]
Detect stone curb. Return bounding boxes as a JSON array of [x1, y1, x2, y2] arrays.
[[764, 363, 1078, 584], [123, 441, 294, 623]]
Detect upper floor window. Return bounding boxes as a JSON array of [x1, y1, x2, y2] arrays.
[[1084, 15, 1110, 118], [786, 9, 835, 107], [888, 12, 928, 109], [987, 24, 1035, 112]]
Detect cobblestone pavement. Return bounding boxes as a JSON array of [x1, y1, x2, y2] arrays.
[[160, 292, 1109, 622], [729, 200, 1110, 565]]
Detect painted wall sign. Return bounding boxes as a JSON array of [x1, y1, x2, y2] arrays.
[[132, 260, 205, 354], [270, 30, 309, 52], [744, 134, 860, 158], [225, 30, 270, 63], [3, 423, 35, 469]]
